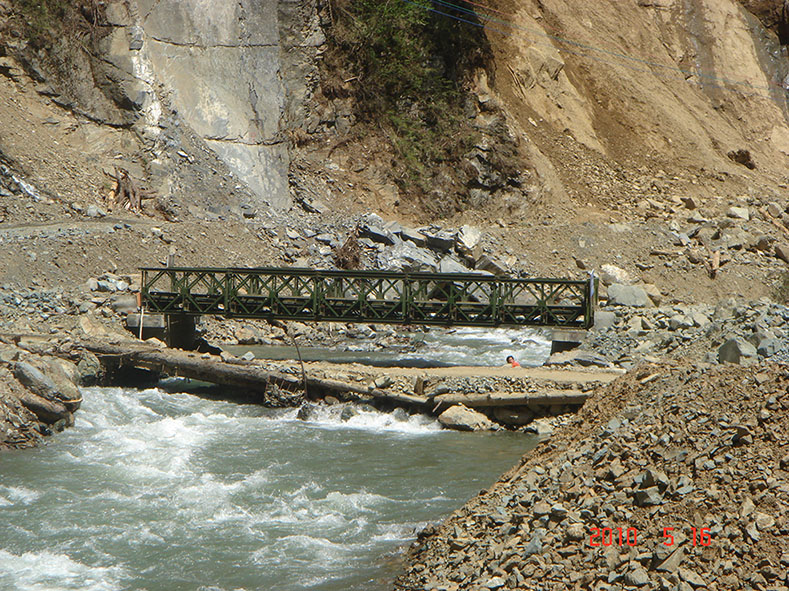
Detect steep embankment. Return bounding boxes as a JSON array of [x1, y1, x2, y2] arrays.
[[483, 0, 789, 211], [395, 362, 789, 590]]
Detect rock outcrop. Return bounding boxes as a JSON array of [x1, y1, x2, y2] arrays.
[[0, 341, 85, 448], [95, 0, 327, 211]]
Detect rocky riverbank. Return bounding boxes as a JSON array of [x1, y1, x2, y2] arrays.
[[395, 362, 789, 590], [0, 336, 99, 449]]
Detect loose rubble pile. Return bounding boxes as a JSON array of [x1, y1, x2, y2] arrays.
[[250, 209, 512, 276], [395, 362, 789, 590], [550, 295, 789, 370]]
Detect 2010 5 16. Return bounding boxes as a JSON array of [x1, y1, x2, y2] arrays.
[[588, 527, 712, 547]]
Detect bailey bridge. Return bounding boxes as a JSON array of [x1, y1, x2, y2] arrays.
[[137, 268, 596, 340]]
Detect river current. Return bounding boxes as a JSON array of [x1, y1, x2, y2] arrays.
[[0, 384, 536, 590]]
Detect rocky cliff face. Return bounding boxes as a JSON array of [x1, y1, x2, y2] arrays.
[[1, 0, 788, 223], [96, 0, 325, 211]]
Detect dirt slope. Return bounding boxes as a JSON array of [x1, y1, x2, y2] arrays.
[[395, 362, 789, 590]]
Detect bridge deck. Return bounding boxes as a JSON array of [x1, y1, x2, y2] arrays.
[[140, 267, 597, 329]]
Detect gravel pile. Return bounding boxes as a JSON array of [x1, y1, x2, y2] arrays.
[[395, 362, 789, 590], [553, 298, 789, 370]]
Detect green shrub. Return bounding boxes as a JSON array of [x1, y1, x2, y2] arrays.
[[328, 0, 488, 190], [11, 0, 101, 47]]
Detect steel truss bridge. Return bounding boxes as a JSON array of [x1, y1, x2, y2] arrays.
[[140, 267, 597, 329]]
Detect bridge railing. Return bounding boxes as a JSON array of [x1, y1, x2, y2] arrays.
[[140, 267, 597, 328]]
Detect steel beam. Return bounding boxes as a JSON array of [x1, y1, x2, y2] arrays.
[[140, 267, 596, 329]]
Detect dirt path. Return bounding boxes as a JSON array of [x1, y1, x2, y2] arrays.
[[302, 360, 622, 384]]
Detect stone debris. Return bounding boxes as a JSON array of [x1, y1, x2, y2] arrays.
[[606, 284, 649, 307], [396, 363, 789, 590], [581, 297, 789, 369], [438, 404, 496, 431]]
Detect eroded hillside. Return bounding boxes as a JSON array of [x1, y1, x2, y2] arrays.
[[0, 0, 787, 302]]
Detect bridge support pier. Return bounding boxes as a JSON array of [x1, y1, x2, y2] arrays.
[[126, 313, 198, 350], [165, 314, 198, 350], [550, 329, 585, 355]]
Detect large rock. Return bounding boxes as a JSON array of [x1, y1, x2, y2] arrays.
[[421, 229, 456, 252], [776, 243, 789, 264], [76, 351, 103, 386], [475, 254, 507, 276], [438, 256, 475, 274], [546, 350, 611, 368], [438, 404, 495, 431], [378, 241, 438, 272], [524, 418, 553, 437], [718, 338, 757, 364], [10, 388, 71, 425], [456, 225, 482, 253], [13, 359, 82, 411], [607, 284, 649, 307], [600, 264, 634, 285]]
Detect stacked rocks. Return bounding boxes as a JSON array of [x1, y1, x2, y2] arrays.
[[396, 362, 789, 590], [565, 298, 789, 369]]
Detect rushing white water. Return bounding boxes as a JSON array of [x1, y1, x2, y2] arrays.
[[231, 326, 552, 368], [0, 386, 535, 591]]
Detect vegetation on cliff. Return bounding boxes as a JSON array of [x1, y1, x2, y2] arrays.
[[5, 0, 103, 48], [324, 0, 492, 203]]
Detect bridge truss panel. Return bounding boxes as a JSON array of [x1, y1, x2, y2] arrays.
[[140, 267, 597, 329]]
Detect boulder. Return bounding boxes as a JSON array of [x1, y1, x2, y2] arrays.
[[340, 405, 359, 421], [378, 241, 438, 272], [607, 284, 649, 307], [592, 310, 617, 331], [642, 283, 663, 305], [398, 227, 427, 247], [475, 254, 507, 275], [456, 225, 482, 253], [76, 351, 103, 385], [669, 314, 694, 331], [438, 404, 495, 431], [438, 256, 474, 274], [13, 362, 54, 398], [775, 243, 789, 265], [297, 403, 318, 421], [718, 338, 757, 364], [766, 202, 783, 217], [361, 222, 395, 245], [110, 294, 139, 314], [546, 350, 611, 368], [421, 229, 456, 252], [756, 338, 780, 358], [11, 388, 71, 425], [727, 206, 750, 220], [524, 418, 553, 437], [13, 359, 82, 412], [600, 264, 634, 285]]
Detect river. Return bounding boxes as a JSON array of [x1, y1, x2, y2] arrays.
[[0, 384, 537, 590]]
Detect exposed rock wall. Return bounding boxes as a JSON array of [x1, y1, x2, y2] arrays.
[[95, 0, 326, 211]]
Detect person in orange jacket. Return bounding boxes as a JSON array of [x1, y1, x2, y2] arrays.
[[506, 355, 520, 368]]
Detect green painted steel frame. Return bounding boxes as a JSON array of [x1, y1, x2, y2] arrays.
[[140, 267, 597, 328]]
